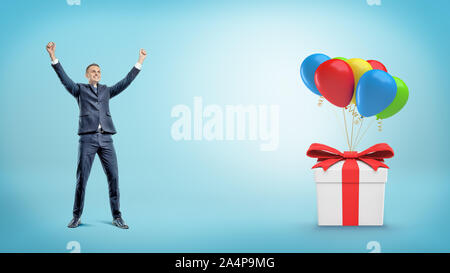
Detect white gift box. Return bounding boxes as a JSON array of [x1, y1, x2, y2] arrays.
[[314, 160, 388, 226]]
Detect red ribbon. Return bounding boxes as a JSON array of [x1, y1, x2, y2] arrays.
[[306, 143, 394, 226]]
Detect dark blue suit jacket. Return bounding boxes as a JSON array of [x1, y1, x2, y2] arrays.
[[51, 62, 140, 135]]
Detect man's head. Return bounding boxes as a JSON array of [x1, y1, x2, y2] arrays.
[[85, 63, 101, 84]]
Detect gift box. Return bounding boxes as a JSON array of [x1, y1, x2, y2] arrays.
[[307, 143, 394, 226]]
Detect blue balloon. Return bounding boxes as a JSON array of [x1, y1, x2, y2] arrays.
[[300, 53, 330, 96], [356, 70, 397, 117]]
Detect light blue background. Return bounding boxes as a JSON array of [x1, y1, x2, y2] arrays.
[[0, 0, 449, 252]]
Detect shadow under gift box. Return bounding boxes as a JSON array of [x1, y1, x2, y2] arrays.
[[314, 160, 388, 226]]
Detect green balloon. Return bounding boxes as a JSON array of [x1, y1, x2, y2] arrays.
[[376, 76, 409, 119], [333, 57, 347, 61]]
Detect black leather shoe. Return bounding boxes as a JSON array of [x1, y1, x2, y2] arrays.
[[68, 217, 81, 228], [112, 217, 129, 229]]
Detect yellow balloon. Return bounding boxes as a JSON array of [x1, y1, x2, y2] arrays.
[[346, 58, 373, 104]]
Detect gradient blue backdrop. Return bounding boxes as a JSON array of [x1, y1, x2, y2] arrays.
[[0, 0, 449, 252]]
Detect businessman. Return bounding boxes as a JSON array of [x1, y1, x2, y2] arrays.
[[46, 42, 146, 229]]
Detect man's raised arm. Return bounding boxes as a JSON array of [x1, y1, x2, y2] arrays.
[[109, 49, 147, 98], [46, 42, 80, 98]]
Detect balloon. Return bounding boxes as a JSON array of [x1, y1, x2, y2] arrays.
[[333, 57, 347, 61], [314, 59, 355, 107], [356, 70, 397, 117], [376, 76, 409, 119], [346, 58, 373, 104], [367, 60, 388, 72], [300, 53, 331, 96]]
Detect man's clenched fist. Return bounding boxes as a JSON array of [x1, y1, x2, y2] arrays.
[[138, 49, 147, 64], [46, 42, 56, 61]]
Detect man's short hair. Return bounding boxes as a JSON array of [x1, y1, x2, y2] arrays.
[[86, 63, 100, 73]]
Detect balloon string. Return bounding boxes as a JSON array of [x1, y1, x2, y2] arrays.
[[351, 105, 361, 123], [342, 108, 351, 150], [350, 109, 355, 151], [348, 105, 363, 150], [318, 96, 324, 107], [348, 104, 357, 150], [377, 119, 383, 132], [354, 118, 375, 149], [353, 117, 364, 151]]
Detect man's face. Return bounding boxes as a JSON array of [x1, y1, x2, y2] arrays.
[[85, 65, 101, 83]]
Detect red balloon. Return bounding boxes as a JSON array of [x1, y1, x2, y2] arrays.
[[314, 59, 355, 107], [367, 60, 387, 72]]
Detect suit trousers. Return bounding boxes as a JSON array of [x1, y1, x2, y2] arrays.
[[73, 132, 121, 218]]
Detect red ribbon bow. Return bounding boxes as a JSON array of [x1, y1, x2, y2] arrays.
[[306, 143, 394, 226], [306, 143, 394, 171]]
